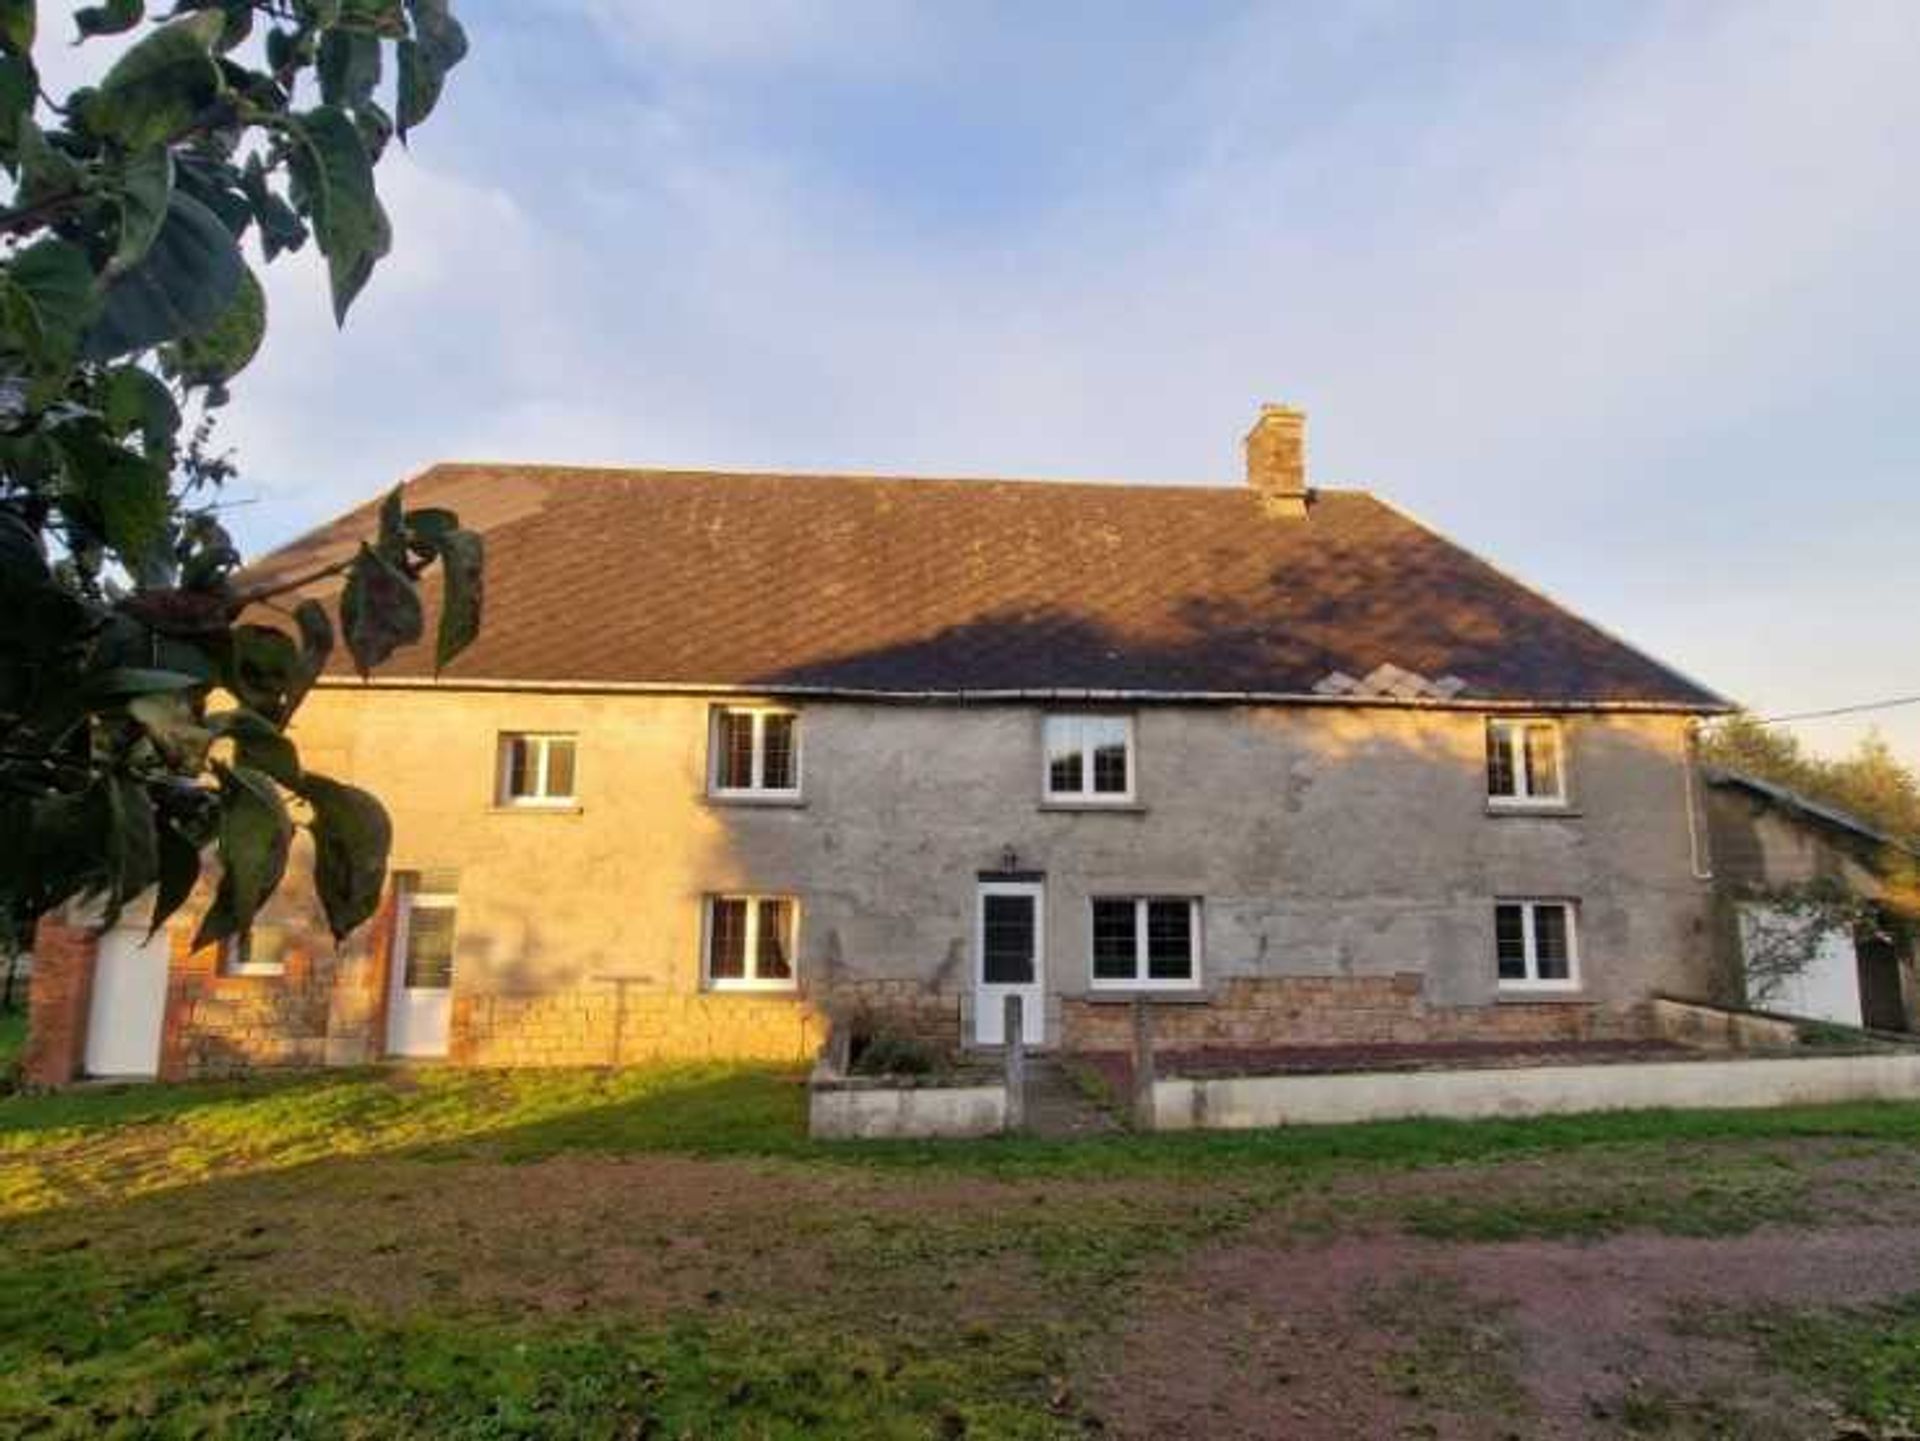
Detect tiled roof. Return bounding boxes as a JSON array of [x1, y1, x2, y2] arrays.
[[247, 464, 1729, 709]]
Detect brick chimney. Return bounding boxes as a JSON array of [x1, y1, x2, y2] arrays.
[[1245, 403, 1308, 517]]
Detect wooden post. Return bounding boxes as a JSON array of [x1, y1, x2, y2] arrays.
[[1004, 993, 1026, 1134], [1131, 996, 1156, 1131]]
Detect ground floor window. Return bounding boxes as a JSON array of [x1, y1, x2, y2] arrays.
[[1495, 899, 1578, 990], [398, 879, 459, 990], [1090, 896, 1200, 989], [706, 895, 798, 991]]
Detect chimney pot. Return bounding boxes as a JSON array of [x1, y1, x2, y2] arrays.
[[1245, 403, 1308, 517]]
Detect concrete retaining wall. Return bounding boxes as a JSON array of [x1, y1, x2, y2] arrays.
[[809, 1078, 1007, 1139], [1151, 1052, 1920, 1131]]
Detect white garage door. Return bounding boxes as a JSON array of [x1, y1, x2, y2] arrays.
[[84, 925, 170, 1078]]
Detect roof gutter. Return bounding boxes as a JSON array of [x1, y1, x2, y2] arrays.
[[310, 674, 1733, 716]]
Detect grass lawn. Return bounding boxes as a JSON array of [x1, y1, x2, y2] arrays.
[[6, 1064, 1920, 1436], [0, 1007, 25, 1077]]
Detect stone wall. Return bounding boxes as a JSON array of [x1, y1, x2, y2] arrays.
[[450, 987, 827, 1067], [1061, 975, 1649, 1053], [22, 918, 95, 1087]]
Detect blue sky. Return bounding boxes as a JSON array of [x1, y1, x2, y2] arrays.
[[149, 1, 1920, 758]]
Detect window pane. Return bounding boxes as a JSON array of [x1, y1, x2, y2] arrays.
[[709, 898, 748, 980], [1146, 900, 1193, 981], [1495, 904, 1527, 980], [760, 714, 796, 791], [982, 895, 1035, 984], [1045, 717, 1084, 795], [1486, 725, 1516, 797], [1092, 899, 1138, 981], [756, 898, 793, 981], [544, 738, 576, 799], [717, 712, 755, 789], [1533, 904, 1571, 980], [504, 735, 535, 798], [1524, 725, 1561, 798], [404, 905, 456, 989], [1091, 734, 1130, 794]]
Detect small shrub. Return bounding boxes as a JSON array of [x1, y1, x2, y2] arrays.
[[848, 1030, 939, 1077]]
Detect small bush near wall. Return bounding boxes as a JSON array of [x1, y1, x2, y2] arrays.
[[847, 1028, 941, 1077]]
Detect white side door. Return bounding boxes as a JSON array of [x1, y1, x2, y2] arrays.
[[85, 924, 169, 1078], [386, 886, 457, 1058], [975, 880, 1046, 1047]]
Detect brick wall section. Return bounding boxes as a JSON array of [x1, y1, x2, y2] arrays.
[[23, 917, 96, 1088], [165, 939, 336, 1078], [1060, 975, 1649, 1052]]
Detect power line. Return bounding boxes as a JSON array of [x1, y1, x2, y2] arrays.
[[1708, 694, 1920, 727]]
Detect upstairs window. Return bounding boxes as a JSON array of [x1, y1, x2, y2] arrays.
[[498, 733, 577, 807], [711, 708, 800, 798], [1090, 897, 1200, 989], [1486, 719, 1565, 806], [705, 895, 797, 991], [1044, 714, 1134, 803], [1495, 900, 1579, 991]]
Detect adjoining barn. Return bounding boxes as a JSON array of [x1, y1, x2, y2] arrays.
[[1704, 767, 1920, 1032]]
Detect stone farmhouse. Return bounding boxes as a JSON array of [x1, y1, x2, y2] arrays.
[[30, 407, 1741, 1082]]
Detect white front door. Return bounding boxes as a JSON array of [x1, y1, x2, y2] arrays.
[[975, 880, 1046, 1047], [85, 924, 169, 1078], [386, 885, 457, 1058]]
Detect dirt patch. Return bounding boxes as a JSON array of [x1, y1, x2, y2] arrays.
[[1086, 1223, 1920, 1439]]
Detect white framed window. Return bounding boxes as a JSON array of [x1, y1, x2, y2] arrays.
[[1495, 899, 1579, 991], [1090, 896, 1200, 989], [397, 883, 459, 991], [1486, 719, 1566, 806], [497, 733, 577, 807], [710, 707, 801, 798], [1044, 714, 1135, 803], [222, 923, 288, 977], [704, 894, 798, 991]]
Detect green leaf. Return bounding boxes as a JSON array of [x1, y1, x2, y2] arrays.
[[14, 117, 79, 207], [0, 56, 38, 163], [225, 623, 302, 722], [75, 0, 142, 39], [397, 0, 466, 140], [285, 104, 390, 323], [0, 1, 33, 55], [130, 690, 211, 769], [209, 706, 301, 785], [295, 772, 390, 941], [80, 665, 200, 700], [241, 152, 306, 258], [375, 484, 405, 563], [317, 29, 380, 107], [60, 432, 169, 556], [339, 542, 421, 675], [289, 597, 332, 711], [191, 763, 290, 948], [88, 10, 224, 152], [148, 815, 200, 938], [7, 236, 96, 368], [99, 364, 180, 458], [433, 526, 481, 671], [109, 145, 174, 276], [84, 190, 242, 361], [159, 259, 262, 386], [101, 773, 158, 928]]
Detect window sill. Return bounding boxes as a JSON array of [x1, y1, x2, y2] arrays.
[[221, 968, 286, 981], [705, 984, 801, 996], [1494, 989, 1591, 1005], [489, 803, 584, 816], [707, 793, 807, 809], [1081, 988, 1209, 1004], [1486, 802, 1581, 819], [1040, 800, 1147, 814]]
